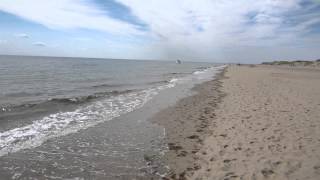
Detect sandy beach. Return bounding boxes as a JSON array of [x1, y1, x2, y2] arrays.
[[153, 65, 320, 179]]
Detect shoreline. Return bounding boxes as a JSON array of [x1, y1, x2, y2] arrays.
[[151, 65, 320, 179], [150, 68, 227, 179]]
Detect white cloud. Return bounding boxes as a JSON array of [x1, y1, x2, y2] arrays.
[[33, 41, 46, 47], [14, 33, 29, 38], [1, 0, 319, 62], [117, 0, 320, 62], [0, 0, 141, 35]]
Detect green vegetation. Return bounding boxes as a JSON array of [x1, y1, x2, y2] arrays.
[[262, 59, 318, 66], [262, 61, 293, 65], [303, 61, 314, 66]]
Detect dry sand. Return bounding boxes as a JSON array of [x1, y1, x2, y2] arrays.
[[152, 65, 320, 180]]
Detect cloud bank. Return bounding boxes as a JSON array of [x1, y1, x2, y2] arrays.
[[0, 0, 320, 62], [118, 0, 320, 62], [14, 33, 29, 38], [0, 0, 142, 35]]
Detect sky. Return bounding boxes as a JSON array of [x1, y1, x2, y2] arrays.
[[0, 0, 320, 63]]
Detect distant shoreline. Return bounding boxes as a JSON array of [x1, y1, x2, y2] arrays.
[[0, 54, 217, 64]]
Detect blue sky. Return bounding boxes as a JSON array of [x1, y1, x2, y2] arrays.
[[0, 0, 320, 63]]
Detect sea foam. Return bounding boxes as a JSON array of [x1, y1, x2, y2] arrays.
[[0, 66, 225, 156]]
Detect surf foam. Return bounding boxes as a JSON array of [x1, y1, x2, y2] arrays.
[[0, 65, 225, 156]]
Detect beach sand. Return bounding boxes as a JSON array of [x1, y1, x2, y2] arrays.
[[152, 65, 320, 179]]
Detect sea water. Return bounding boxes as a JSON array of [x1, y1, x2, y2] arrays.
[[0, 55, 224, 179]]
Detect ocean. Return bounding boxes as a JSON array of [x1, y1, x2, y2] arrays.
[[0, 55, 224, 179]]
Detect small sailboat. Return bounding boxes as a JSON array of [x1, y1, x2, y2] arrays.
[[176, 59, 181, 64]]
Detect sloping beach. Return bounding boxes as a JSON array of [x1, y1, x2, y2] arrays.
[[153, 65, 320, 179]]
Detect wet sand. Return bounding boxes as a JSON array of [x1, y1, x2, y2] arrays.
[[152, 65, 320, 179], [151, 70, 226, 179]]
